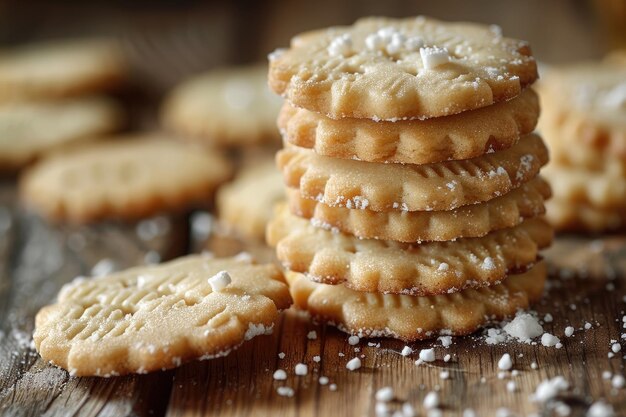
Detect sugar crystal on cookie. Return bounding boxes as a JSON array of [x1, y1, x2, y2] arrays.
[[208, 270, 232, 291], [420, 46, 450, 69]]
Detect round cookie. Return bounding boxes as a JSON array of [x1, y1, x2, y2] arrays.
[[34, 255, 292, 376], [216, 159, 284, 240], [538, 62, 626, 159], [543, 162, 626, 210], [0, 97, 123, 171], [546, 198, 626, 232], [162, 65, 283, 147], [277, 133, 549, 212], [541, 122, 626, 172], [286, 262, 546, 342], [287, 177, 550, 242], [0, 39, 126, 102], [267, 204, 553, 296], [20, 135, 233, 223], [279, 88, 539, 164], [269, 16, 538, 120]]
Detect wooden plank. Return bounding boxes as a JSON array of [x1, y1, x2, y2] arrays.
[[165, 235, 626, 417], [0, 182, 187, 417]]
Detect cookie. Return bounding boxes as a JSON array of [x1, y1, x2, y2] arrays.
[[0, 97, 123, 171], [268, 16, 538, 120], [543, 163, 626, 209], [216, 159, 284, 240], [162, 65, 283, 147], [34, 255, 292, 376], [541, 123, 626, 172], [287, 177, 550, 242], [20, 135, 233, 223], [278, 88, 539, 164], [286, 261, 546, 341], [546, 198, 626, 232], [267, 205, 552, 295], [277, 133, 548, 212], [0, 39, 126, 102], [538, 62, 626, 158]]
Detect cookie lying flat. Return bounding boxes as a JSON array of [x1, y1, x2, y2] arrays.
[[0, 39, 126, 102], [287, 177, 550, 242], [278, 88, 539, 164], [277, 133, 548, 212], [162, 65, 283, 147], [0, 97, 123, 170], [269, 16, 538, 120], [216, 160, 284, 240], [546, 198, 626, 232], [267, 205, 552, 295], [34, 255, 292, 376], [286, 262, 546, 341], [20, 136, 232, 223], [543, 163, 626, 210]]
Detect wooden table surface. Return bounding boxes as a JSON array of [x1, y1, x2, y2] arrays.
[[0, 180, 625, 417]]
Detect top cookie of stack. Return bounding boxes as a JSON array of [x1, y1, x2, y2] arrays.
[[267, 17, 552, 341]]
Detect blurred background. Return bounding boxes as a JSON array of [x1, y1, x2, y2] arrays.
[[0, 0, 623, 96], [1, 0, 625, 232]]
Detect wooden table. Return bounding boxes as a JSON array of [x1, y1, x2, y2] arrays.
[[0, 180, 624, 417]]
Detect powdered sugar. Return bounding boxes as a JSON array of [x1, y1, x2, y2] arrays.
[[328, 34, 353, 57]]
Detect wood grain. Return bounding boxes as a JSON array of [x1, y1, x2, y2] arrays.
[[166, 236, 626, 417], [0, 176, 625, 417], [0, 182, 186, 417]]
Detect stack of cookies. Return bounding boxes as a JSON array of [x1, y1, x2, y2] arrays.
[[266, 17, 553, 341], [539, 60, 626, 231]]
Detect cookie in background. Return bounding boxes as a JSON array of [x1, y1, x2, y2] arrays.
[[161, 64, 283, 149], [201, 158, 283, 264], [538, 59, 626, 231], [19, 133, 232, 224], [216, 159, 284, 241], [0, 97, 124, 172], [0, 38, 127, 103]]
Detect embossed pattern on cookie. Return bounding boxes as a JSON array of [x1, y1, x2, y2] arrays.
[[267, 205, 553, 295], [269, 17, 538, 120], [34, 255, 292, 376], [287, 177, 550, 242], [286, 262, 546, 341], [277, 133, 548, 212], [278, 88, 539, 164]]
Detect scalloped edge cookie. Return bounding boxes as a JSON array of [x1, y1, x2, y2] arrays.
[[267, 205, 553, 295], [546, 197, 626, 232], [286, 261, 546, 341], [162, 65, 283, 147], [287, 176, 550, 242], [277, 133, 549, 212], [279, 88, 539, 164], [34, 255, 292, 376], [269, 16, 538, 120], [20, 135, 233, 223]]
